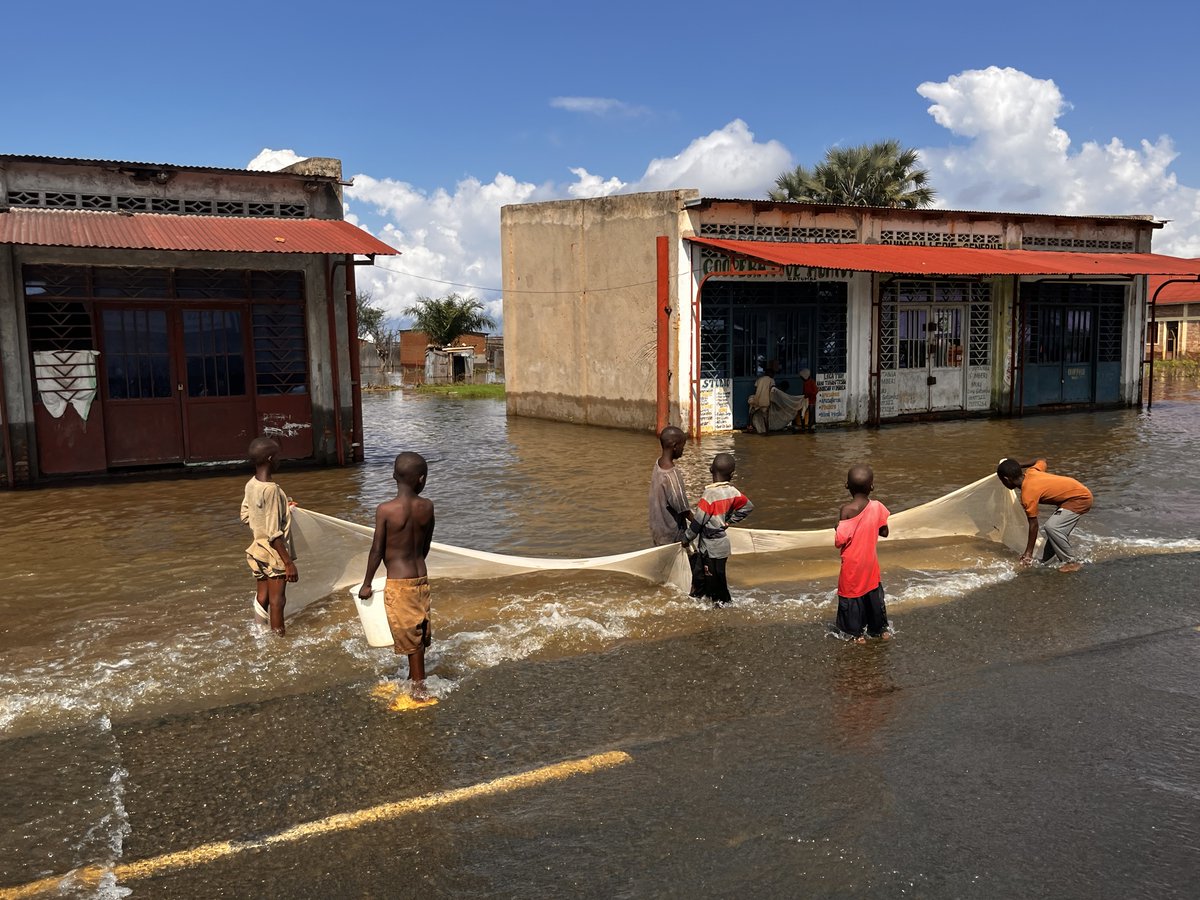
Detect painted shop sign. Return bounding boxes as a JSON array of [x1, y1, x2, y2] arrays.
[[700, 253, 853, 282], [699, 377, 733, 432], [815, 372, 848, 423], [966, 367, 991, 410]]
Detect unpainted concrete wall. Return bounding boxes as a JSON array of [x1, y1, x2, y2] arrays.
[[501, 190, 696, 431]]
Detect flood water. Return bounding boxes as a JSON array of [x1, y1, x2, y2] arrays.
[[2, 380, 1199, 897]]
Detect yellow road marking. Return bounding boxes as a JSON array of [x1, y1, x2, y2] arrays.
[[0, 750, 632, 899]]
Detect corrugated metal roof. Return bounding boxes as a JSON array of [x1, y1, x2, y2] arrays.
[[688, 237, 1200, 277], [1148, 274, 1200, 304], [0, 154, 336, 180], [0, 208, 398, 256]]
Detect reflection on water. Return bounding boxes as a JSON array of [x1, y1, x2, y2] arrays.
[[2, 379, 1200, 739]]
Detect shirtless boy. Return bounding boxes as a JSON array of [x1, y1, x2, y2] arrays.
[[359, 452, 436, 698], [241, 437, 298, 636]]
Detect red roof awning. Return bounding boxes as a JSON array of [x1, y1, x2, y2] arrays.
[[1148, 274, 1200, 305], [0, 208, 399, 256], [688, 237, 1200, 277]]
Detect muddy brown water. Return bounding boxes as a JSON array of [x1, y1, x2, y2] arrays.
[[2, 379, 1199, 897]]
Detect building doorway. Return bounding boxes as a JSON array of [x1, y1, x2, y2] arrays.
[[880, 281, 989, 417], [699, 281, 847, 430], [1021, 283, 1125, 407], [98, 304, 254, 464]]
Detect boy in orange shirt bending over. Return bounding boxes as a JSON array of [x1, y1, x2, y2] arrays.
[[996, 458, 1093, 573]]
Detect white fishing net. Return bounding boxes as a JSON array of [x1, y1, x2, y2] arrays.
[[279, 474, 1026, 647]]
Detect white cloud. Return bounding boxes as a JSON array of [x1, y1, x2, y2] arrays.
[[550, 96, 647, 116], [343, 120, 793, 329], [246, 148, 305, 171], [346, 172, 559, 328], [566, 167, 627, 198], [630, 119, 792, 197], [917, 66, 1200, 255]]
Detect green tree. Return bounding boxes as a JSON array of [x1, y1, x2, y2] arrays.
[[356, 290, 399, 372], [403, 293, 496, 348], [769, 139, 935, 208]]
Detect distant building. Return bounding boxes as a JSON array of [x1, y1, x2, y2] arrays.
[[502, 191, 1200, 434], [395, 329, 487, 382], [0, 154, 398, 487], [1147, 275, 1200, 358]]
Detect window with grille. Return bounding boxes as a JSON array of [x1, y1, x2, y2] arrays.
[[817, 287, 848, 374], [253, 305, 309, 394], [102, 309, 173, 399], [882, 280, 991, 370], [183, 310, 246, 397]]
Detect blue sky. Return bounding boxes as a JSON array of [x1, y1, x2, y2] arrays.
[[5, 0, 1200, 323]]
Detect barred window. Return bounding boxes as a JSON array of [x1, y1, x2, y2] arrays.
[[253, 305, 309, 394]]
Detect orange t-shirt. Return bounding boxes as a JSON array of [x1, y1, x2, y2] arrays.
[[835, 499, 889, 598], [1020, 460, 1093, 518]]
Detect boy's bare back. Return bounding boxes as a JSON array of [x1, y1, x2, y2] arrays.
[[374, 493, 435, 579], [358, 452, 436, 598]]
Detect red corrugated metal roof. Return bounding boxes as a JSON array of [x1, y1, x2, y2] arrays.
[[1148, 274, 1200, 304], [689, 237, 1200, 277], [0, 208, 398, 255]]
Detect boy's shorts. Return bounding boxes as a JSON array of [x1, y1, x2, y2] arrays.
[[385, 576, 432, 655], [836, 584, 888, 638], [247, 553, 287, 580]]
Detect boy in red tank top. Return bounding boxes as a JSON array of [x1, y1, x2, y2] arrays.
[[834, 464, 891, 642]]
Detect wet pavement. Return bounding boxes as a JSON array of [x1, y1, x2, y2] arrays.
[[2, 379, 1199, 897]]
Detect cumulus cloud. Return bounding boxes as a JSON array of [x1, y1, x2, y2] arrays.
[[340, 120, 792, 328], [630, 119, 792, 197], [550, 96, 648, 116], [246, 148, 305, 171], [566, 167, 627, 198], [344, 172, 562, 327], [917, 66, 1200, 254]]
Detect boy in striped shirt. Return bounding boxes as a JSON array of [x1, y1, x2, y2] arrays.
[[684, 453, 754, 607]]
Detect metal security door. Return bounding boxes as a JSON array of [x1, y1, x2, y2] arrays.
[[1061, 307, 1094, 402], [99, 307, 185, 465], [179, 307, 256, 461], [927, 305, 966, 410]]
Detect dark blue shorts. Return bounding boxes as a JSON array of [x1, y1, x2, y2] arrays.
[[836, 584, 888, 637]]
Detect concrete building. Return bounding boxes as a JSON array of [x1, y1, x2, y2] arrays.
[[395, 329, 487, 382], [0, 154, 398, 487], [1147, 275, 1200, 359], [501, 192, 1200, 434]]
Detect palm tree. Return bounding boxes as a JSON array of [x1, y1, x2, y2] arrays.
[[403, 293, 496, 348], [769, 140, 935, 208]]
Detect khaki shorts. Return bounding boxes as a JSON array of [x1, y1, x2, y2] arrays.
[[385, 576, 431, 655], [247, 553, 287, 580]]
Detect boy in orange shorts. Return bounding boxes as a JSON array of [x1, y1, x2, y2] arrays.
[[358, 452, 436, 700]]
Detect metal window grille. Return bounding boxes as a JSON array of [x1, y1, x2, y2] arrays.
[[176, 269, 250, 299], [183, 309, 246, 397], [92, 267, 170, 299], [101, 309, 173, 399], [26, 301, 93, 352], [253, 304, 309, 394], [817, 288, 848, 374], [6, 191, 308, 218]]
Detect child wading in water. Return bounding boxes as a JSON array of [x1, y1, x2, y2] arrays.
[[359, 452, 437, 703], [995, 457, 1092, 573], [835, 464, 891, 642], [241, 437, 298, 635], [684, 452, 753, 607]]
